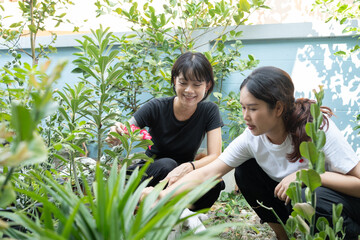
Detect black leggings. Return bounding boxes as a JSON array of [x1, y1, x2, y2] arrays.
[[128, 157, 225, 211], [235, 159, 360, 240]]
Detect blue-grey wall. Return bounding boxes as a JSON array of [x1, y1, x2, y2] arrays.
[[220, 36, 360, 153]]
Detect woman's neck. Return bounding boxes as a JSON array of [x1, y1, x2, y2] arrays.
[[266, 123, 288, 145], [173, 97, 197, 121]]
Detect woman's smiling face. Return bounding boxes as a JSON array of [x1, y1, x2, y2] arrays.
[[174, 73, 209, 107], [240, 86, 285, 143]]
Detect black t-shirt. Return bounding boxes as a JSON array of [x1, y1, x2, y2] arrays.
[[134, 96, 224, 164]]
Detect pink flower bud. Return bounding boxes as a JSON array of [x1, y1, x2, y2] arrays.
[[130, 124, 140, 132], [142, 133, 152, 140], [140, 129, 148, 135]]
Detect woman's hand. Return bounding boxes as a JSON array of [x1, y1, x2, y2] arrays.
[[163, 163, 194, 187], [274, 171, 298, 205], [140, 186, 155, 202], [105, 122, 128, 146], [139, 186, 166, 209]]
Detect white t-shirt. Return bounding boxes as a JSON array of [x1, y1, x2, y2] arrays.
[[219, 119, 359, 182]]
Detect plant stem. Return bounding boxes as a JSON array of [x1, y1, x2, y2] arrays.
[[70, 152, 84, 198], [257, 200, 291, 239], [29, 0, 37, 66], [310, 191, 316, 235], [1, 167, 14, 193]]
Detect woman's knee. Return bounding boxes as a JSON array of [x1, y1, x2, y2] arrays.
[[303, 186, 360, 238], [154, 158, 178, 172], [234, 159, 256, 187], [234, 159, 275, 194], [147, 157, 178, 177]]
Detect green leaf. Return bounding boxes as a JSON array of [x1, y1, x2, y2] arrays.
[[239, 0, 251, 12], [61, 199, 82, 239], [115, 8, 122, 14], [126, 34, 137, 38], [304, 187, 312, 203], [28, 24, 37, 33], [295, 213, 310, 234], [299, 141, 318, 165], [213, 92, 222, 99], [315, 130, 326, 149], [104, 149, 117, 158], [305, 122, 316, 141], [286, 181, 302, 204], [69, 143, 85, 155], [334, 50, 346, 56], [325, 225, 336, 239], [316, 217, 329, 232], [160, 13, 166, 26], [11, 104, 34, 141], [332, 203, 343, 225], [310, 104, 322, 130], [110, 132, 129, 152], [10, 22, 22, 28], [299, 169, 321, 192], [21, 134, 48, 166], [0, 176, 16, 208], [335, 216, 344, 233], [315, 151, 325, 174], [285, 216, 297, 234], [53, 143, 63, 151], [294, 203, 315, 222], [53, 153, 68, 163]]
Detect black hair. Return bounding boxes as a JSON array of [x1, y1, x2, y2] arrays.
[[171, 52, 214, 100], [240, 66, 295, 117]]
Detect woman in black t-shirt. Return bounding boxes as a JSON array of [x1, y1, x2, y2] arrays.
[[107, 52, 224, 211]]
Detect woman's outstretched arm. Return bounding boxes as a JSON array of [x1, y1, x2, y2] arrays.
[[156, 159, 233, 200], [320, 162, 360, 198], [164, 127, 222, 186], [275, 161, 360, 203]]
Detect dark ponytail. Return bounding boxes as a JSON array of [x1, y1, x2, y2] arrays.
[[286, 98, 333, 162]]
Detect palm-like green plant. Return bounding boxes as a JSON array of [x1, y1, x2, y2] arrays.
[[0, 157, 233, 239]]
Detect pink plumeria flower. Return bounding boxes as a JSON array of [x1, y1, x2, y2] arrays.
[[130, 124, 140, 132], [140, 129, 148, 135], [142, 133, 152, 140]]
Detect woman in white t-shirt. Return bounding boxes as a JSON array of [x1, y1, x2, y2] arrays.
[[145, 66, 360, 239]]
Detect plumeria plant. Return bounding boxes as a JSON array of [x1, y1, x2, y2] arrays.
[[106, 123, 153, 167]]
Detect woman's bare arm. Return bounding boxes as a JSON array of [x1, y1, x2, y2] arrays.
[[193, 127, 222, 169], [163, 127, 222, 186], [160, 159, 233, 198], [320, 162, 360, 198]]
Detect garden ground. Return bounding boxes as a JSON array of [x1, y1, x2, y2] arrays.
[[206, 191, 276, 240], [171, 191, 278, 239]]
